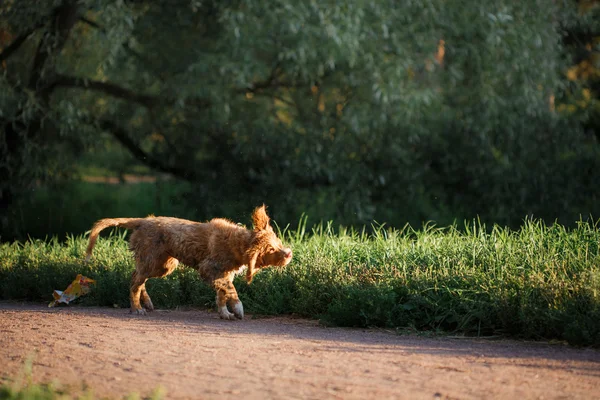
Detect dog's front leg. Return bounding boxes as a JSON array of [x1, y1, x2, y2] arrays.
[[213, 277, 243, 320], [227, 276, 244, 320]]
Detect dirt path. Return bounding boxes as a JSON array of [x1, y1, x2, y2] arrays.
[[1, 303, 599, 400]]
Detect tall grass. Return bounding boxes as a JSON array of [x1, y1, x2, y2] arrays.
[[1, 218, 599, 346]]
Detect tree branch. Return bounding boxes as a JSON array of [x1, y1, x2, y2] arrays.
[[77, 16, 214, 109], [237, 61, 314, 94], [0, 25, 41, 63], [50, 74, 156, 107], [239, 63, 334, 95], [97, 119, 198, 181], [241, 79, 306, 94], [48, 73, 212, 110], [79, 15, 169, 84], [79, 16, 102, 30]]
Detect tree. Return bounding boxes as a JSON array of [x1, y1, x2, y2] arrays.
[[1, 0, 597, 238], [559, 0, 600, 140]]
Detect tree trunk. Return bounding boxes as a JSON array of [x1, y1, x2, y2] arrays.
[[0, 2, 79, 239]]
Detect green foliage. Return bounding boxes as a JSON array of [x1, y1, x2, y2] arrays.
[[2, 219, 599, 346], [3, 180, 193, 241], [1, 0, 599, 240]]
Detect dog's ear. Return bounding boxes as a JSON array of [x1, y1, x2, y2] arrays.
[[252, 204, 270, 231], [246, 251, 261, 283]]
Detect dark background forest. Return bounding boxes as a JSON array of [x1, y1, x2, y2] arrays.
[[1, 0, 599, 241]]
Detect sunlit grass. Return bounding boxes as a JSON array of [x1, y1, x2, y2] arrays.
[[1, 218, 599, 346]]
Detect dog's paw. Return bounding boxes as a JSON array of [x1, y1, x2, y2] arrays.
[[131, 308, 147, 316], [219, 312, 236, 320], [218, 307, 236, 320], [232, 301, 244, 319], [142, 301, 154, 312]]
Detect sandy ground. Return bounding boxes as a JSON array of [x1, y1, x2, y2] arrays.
[[0, 302, 599, 400]]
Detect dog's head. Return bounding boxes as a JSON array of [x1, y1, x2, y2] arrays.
[[246, 205, 292, 283]]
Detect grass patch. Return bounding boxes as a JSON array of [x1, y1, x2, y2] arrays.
[[1, 218, 599, 346], [1, 358, 165, 399]]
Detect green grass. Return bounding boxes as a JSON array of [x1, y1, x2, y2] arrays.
[[1, 218, 599, 346], [0, 380, 165, 400], [0, 358, 165, 400]]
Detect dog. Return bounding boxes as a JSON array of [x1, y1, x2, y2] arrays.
[[84, 205, 292, 319]]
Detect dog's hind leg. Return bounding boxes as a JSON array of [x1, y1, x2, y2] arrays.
[[130, 270, 148, 315], [139, 256, 178, 312]]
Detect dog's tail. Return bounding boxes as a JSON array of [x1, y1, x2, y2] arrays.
[[85, 218, 144, 262]]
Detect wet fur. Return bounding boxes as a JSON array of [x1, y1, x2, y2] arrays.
[[85, 205, 292, 318]]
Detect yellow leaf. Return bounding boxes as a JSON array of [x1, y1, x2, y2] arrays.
[[583, 89, 591, 100], [318, 94, 325, 112], [150, 133, 164, 142], [435, 39, 445, 66]]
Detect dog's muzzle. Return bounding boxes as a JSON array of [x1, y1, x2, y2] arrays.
[[283, 249, 293, 264]]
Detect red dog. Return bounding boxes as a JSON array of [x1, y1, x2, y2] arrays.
[[85, 205, 292, 319]]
